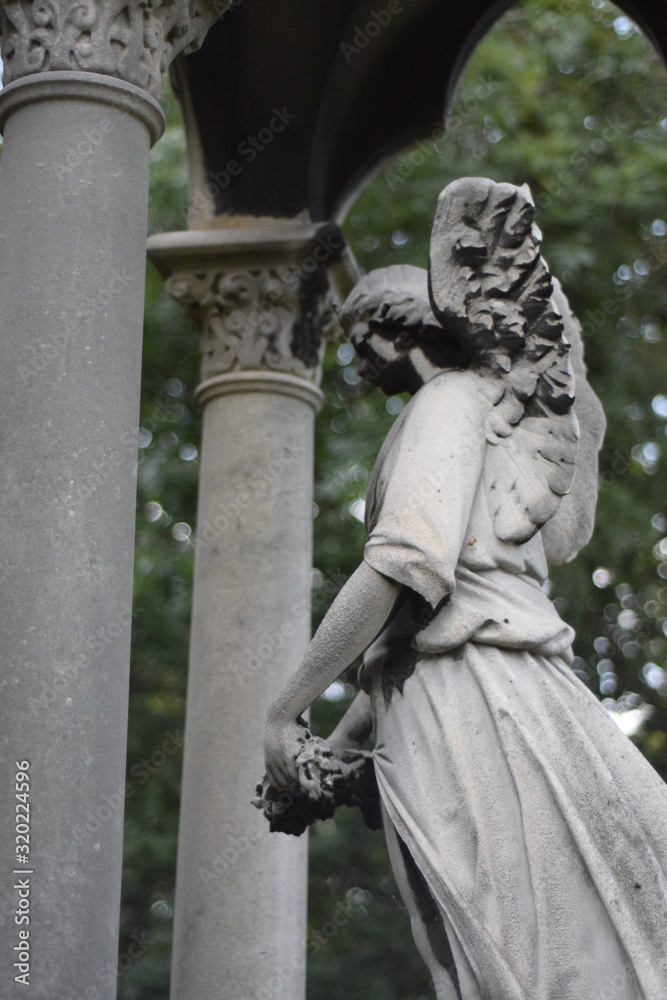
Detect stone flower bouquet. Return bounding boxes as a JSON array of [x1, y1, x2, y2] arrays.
[[253, 718, 381, 836]]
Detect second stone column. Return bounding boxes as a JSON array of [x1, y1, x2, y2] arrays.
[[148, 220, 356, 1000]]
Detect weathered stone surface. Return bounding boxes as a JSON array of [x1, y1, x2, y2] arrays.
[[0, 0, 226, 98], [0, 1, 199, 990], [170, 385, 313, 1000], [429, 177, 580, 543], [166, 263, 336, 383], [0, 84, 154, 1000], [541, 277, 607, 565], [150, 219, 358, 1000], [149, 221, 357, 388]]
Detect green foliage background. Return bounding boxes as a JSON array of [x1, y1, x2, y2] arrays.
[[119, 1, 667, 996]]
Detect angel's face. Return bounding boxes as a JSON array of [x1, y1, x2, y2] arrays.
[[351, 323, 442, 396]]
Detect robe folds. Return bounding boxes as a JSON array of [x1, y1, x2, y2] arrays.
[[361, 370, 667, 1000]]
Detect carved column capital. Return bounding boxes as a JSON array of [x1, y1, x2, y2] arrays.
[[0, 0, 226, 99], [166, 263, 336, 385], [148, 220, 360, 406]]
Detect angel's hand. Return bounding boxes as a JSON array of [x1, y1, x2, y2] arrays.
[[264, 716, 308, 790]]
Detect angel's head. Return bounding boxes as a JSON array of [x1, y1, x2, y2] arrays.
[[338, 264, 469, 396]]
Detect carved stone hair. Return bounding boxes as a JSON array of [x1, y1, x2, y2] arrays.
[[338, 264, 441, 339], [337, 264, 469, 371]]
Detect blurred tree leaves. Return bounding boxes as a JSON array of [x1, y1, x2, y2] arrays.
[[119, 2, 667, 997]]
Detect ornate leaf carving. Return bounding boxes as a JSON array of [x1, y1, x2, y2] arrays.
[[166, 266, 335, 383], [0, 0, 225, 98]]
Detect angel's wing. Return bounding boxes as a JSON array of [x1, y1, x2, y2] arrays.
[[428, 177, 581, 545], [540, 279, 606, 564]]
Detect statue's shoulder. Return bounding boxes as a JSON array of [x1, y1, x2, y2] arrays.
[[410, 368, 491, 429]]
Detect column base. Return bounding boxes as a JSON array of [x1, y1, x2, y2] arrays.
[[196, 370, 325, 411]]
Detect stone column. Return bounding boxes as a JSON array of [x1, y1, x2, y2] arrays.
[[0, 3, 223, 998], [148, 220, 357, 1000]]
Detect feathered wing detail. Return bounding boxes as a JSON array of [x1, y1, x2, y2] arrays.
[[429, 178, 579, 543], [540, 279, 606, 564]]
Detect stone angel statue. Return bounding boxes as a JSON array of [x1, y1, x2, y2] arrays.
[[257, 178, 667, 999]]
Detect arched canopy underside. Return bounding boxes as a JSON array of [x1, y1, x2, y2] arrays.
[[173, 0, 667, 222]]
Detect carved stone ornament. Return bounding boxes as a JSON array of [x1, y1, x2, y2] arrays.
[[0, 0, 227, 99], [166, 265, 338, 384]]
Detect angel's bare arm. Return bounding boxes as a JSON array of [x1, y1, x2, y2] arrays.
[[264, 562, 400, 787]]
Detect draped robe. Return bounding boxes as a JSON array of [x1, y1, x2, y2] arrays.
[[360, 369, 667, 1000]]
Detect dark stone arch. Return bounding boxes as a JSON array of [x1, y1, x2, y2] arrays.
[[330, 0, 667, 218], [172, 0, 667, 222], [617, 1, 667, 63]]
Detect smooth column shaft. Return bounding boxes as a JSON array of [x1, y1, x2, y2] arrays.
[[170, 386, 313, 1000], [0, 88, 155, 998]]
